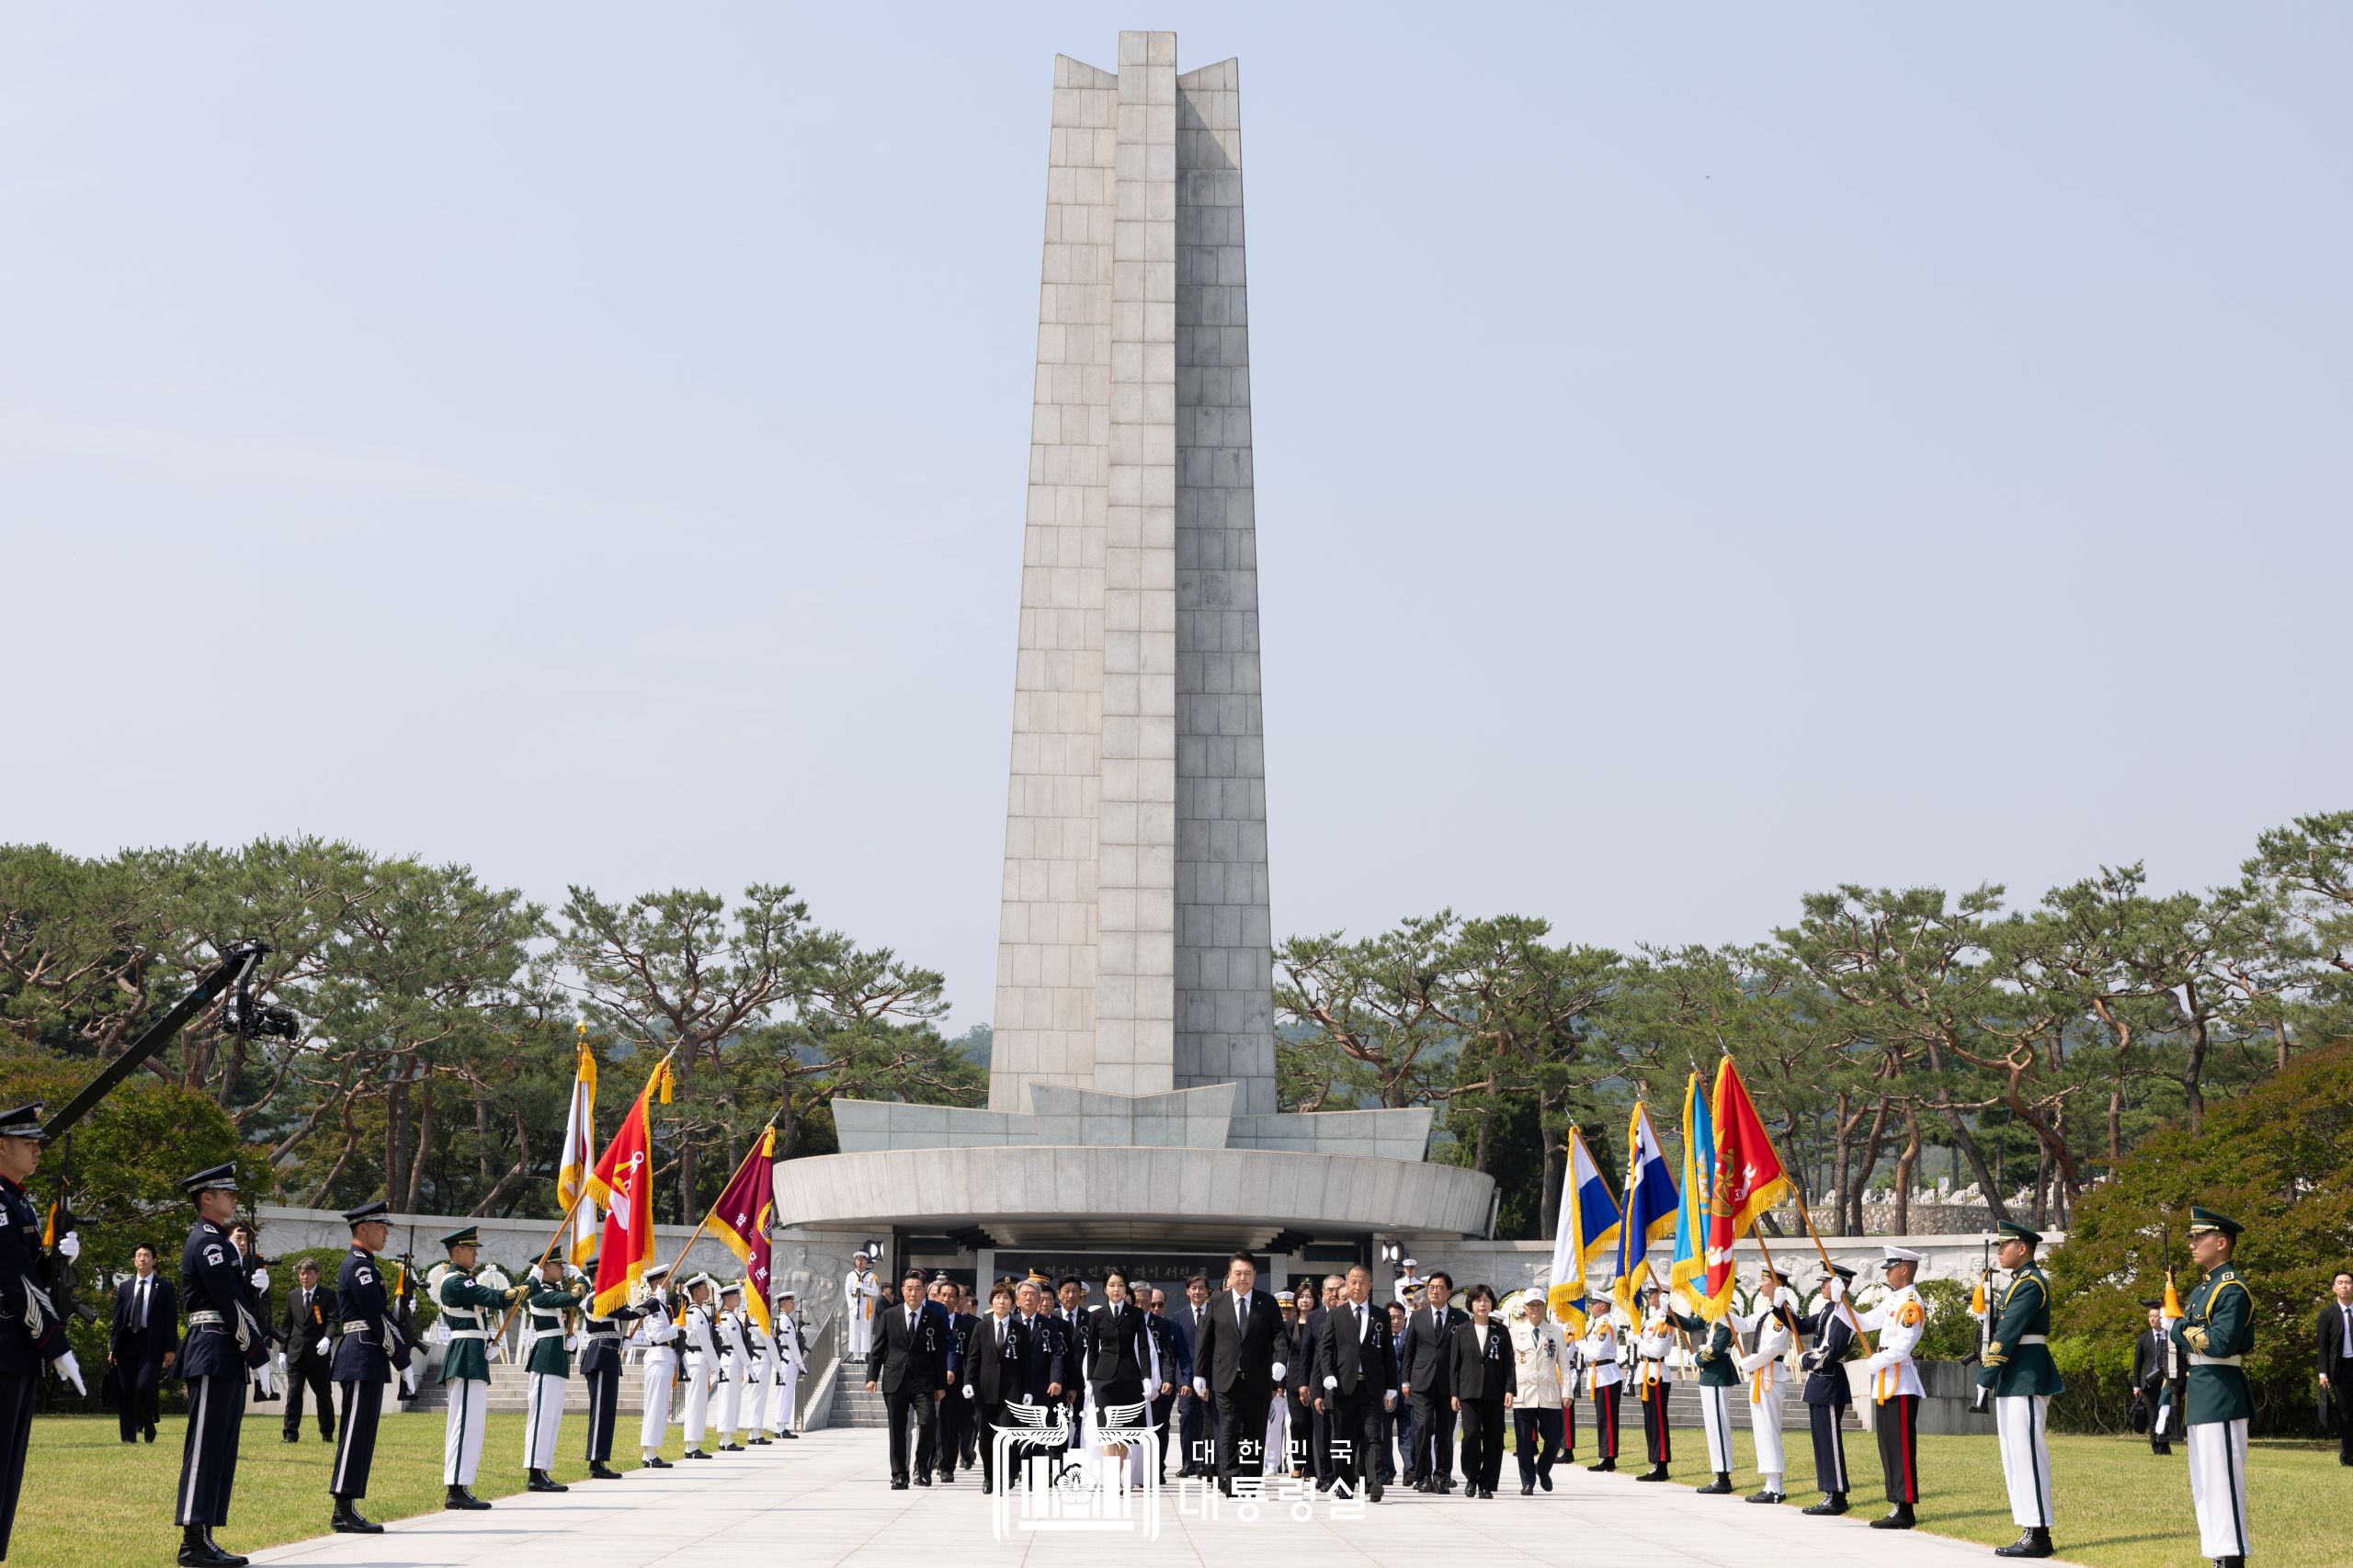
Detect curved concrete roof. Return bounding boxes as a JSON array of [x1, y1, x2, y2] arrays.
[[774, 1145, 1495, 1246]]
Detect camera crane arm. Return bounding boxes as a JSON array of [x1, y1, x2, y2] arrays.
[[40, 940, 285, 1142]]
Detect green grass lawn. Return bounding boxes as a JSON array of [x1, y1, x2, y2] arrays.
[[1613, 1419, 2336, 1568], [13, 1410, 710, 1568]]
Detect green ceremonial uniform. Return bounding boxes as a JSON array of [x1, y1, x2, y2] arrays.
[[434, 1268, 513, 1384], [2169, 1262, 2254, 1426], [520, 1282, 584, 1378], [1667, 1312, 1739, 1387], [1976, 1264, 2064, 1397]]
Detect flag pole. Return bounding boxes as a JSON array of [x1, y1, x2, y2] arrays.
[[1790, 1199, 1875, 1356]]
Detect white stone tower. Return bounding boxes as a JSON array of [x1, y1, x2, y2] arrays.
[[990, 30, 1275, 1118]]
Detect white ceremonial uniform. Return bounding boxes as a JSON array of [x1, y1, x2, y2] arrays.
[[768, 1312, 802, 1435], [680, 1301, 720, 1449], [1853, 1285, 1927, 1401], [744, 1318, 774, 1437], [845, 1268, 880, 1358], [1731, 1290, 1796, 1491], [714, 1306, 752, 1441], [638, 1306, 682, 1460]]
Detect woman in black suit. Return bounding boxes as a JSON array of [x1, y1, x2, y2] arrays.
[[1449, 1284, 1514, 1498]]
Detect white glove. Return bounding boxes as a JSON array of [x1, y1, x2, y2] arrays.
[[404, 1362, 421, 1395], [1271, 1360, 1286, 1381], [274, 1350, 289, 1378], [1825, 1278, 1846, 1302], [56, 1233, 80, 1262], [1192, 1377, 1208, 1398], [51, 1349, 86, 1396], [564, 1335, 579, 1353], [251, 1267, 271, 1291], [1383, 1390, 1396, 1411], [1322, 1374, 1337, 1390], [255, 1360, 276, 1399], [314, 1338, 331, 1358], [962, 1382, 976, 1400]]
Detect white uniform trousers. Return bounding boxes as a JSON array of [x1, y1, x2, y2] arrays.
[[746, 1350, 775, 1435], [639, 1347, 677, 1457], [716, 1359, 745, 1440], [523, 1372, 565, 1472], [1695, 1383, 1736, 1474], [1993, 1394, 2053, 1528], [443, 1379, 490, 1486], [770, 1362, 799, 1435], [848, 1306, 872, 1358], [1745, 1377, 1787, 1483], [682, 1355, 714, 1448], [2187, 1418, 2250, 1560]]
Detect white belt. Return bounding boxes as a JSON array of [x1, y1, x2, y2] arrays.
[[338, 1321, 373, 1336], [523, 1328, 565, 1347], [2189, 1353, 2242, 1367], [2018, 1335, 2047, 1345], [446, 1330, 489, 1341]]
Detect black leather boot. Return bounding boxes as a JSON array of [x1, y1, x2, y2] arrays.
[[177, 1524, 224, 1565], [527, 1469, 567, 1493], [1870, 1502, 1916, 1529], [589, 1460, 624, 1479], [446, 1484, 493, 1511], [1802, 1492, 1849, 1516], [331, 1497, 383, 1535], [202, 1529, 248, 1567], [1994, 1527, 2054, 1558]]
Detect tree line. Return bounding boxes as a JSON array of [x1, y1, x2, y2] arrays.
[[1275, 811, 2352, 1241], [0, 838, 983, 1226]]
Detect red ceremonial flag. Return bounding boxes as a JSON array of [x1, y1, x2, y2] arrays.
[[1702, 1055, 1794, 1317], [585, 1055, 674, 1315], [710, 1125, 778, 1335]]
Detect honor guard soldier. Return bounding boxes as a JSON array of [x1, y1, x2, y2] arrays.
[[1, 1105, 84, 1563], [745, 1294, 779, 1443], [635, 1263, 682, 1469], [430, 1225, 528, 1510], [326, 1200, 407, 1536], [1580, 1308, 1625, 1472], [1978, 1221, 2063, 1558], [846, 1252, 880, 1364], [1631, 1284, 1676, 1482], [518, 1255, 585, 1493], [2167, 1206, 2254, 1568], [713, 1280, 753, 1451], [1666, 1294, 1740, 1494], [1855, 1244, 1929, 1530], [575, 1254, 640, 1478], [1797, 1265, 1859, 1515], [1731, 1266, 1801, 1504], [768, 1289, 805, 1438], [174, 1164, 267, 1567], [678, 1273, 722, 1459]]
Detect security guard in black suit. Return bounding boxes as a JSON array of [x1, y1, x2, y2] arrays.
[[869, 1269, 947, 1488], [1797, 1265, 1859, 1515], [278, 1257, 337, 1443], [326, 1200, 406, 1536], [175, 1164, 267, 1567], [1, 1104, 84, 1562]]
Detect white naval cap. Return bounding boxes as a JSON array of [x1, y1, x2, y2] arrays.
[[1881, 1244, 1924, 1265]]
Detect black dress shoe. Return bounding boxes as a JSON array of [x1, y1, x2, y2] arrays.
[[145, 1426, 158, 1443], [1538, 1470, 1552, 1491], [891, 1478, 909, 1490], [2154, 1442, 2172, 1455], [1869, 1504, 1916, 1529], [1368, 1485, 1382, 1503], [279, 1432, 298, 1444], [1696, 1474, 1733, 1495], [1994, 1527, 2054, 1559], [683, 1449, 711, 1460], [527, 1470, 567, 1493], [590, 1461, 624, 1479], [1802, 1494, 1848, 1515], [913, 1473, 932, 1487], [1746, 1489, 1784, 1505], [204, 1530, 249, 1567], [446, 1485, 493, 1511], [331, 1498, 382, 1535], [750, 1437, 772, 1445], [1587, 1458, 1615, 1472], [642, 1455, 673, 1469], [779, 1429, 799, 1439], [719, 1442, 745, 1452], [1637, 1464, 1670, 1482], [1521, 1483, 1535, 1496]]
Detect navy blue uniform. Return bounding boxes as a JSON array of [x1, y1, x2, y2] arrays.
[[327, 1244, 405, 1500], [1, 1175, 70, 1558], [1798, 1303, 1857, 1500], [577, 1302, 642, 1465], [176, 1219, 264, 1528]]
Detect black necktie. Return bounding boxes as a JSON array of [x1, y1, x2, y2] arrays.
[[135, 1280, 148, 1331]]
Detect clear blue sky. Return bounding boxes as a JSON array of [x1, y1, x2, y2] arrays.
[[5, 5, 2347, 1026]]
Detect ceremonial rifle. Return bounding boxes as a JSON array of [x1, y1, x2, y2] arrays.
[[1968, 1237, 1994, 1415]]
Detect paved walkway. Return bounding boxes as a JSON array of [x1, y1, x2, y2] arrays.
[[250, 1430, 2041, 1568]]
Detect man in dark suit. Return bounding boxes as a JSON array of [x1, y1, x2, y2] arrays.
[[277, 1257, 338, 1444], [954, 1281, 1027, 1494], [2318, 1269, 2353, 1466], [1398, 1271, 1466, 1492], [949, 1283, 983, 1474], [108, 1243, 176, 1444], [1174, 1275, 1212, 1476], [1188, 1253, 1286, 1494], [1295, 1276, 1338, 1488], [1054, 1277, 1089, 1449], [1144, 1290, 1181, 1480], [2132, 1299, 2185, 1455], [1313, 1265, 1396, 1503], [866, 1269, 946, 1489]]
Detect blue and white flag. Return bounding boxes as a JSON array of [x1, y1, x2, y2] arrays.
[[1547, 1127, 1622, 1335], [1611, 1102, 1679, 1314]]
